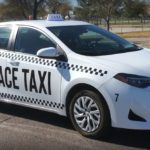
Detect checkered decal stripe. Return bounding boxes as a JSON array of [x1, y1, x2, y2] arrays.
[[0, 51, 108, 76], [0, 93, 65, 110]]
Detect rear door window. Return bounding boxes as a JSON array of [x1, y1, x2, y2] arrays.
[[0, 27, 12, 50]]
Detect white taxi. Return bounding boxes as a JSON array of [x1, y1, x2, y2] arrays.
[[0, 14, 150, 138]]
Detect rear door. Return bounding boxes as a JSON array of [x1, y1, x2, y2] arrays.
[[6, 26, 64, 112], [0, 26, 13, 100]]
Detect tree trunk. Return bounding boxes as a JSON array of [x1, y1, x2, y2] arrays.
[[32, 0, 37, 20], [32, 0, 44, 20], [106, 19, 110, 31]]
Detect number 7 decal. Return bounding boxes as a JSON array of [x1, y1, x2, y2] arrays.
[[115, 93, 119, 102]]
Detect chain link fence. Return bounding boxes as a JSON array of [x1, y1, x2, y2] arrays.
[[86, 17, 150, 33]]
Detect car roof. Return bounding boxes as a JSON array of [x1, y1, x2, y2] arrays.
[[0, 20, 90, 28]]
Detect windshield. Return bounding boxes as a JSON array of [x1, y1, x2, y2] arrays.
[[48, 25, 141, 56]]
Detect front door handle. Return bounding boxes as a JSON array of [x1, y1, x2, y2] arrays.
[[8, 61, 20, 66]]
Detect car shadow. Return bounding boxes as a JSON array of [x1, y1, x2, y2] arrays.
[[0, 102, 150, 149], [100, 129, 150, 149], [0, 102, 72, 129]]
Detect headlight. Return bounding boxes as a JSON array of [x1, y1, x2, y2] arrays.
[[114, 73, 150, 88]]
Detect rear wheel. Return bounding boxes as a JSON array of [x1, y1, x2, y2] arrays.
[[69, 90, 110, 138]]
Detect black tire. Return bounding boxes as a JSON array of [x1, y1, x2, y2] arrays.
[[69, 90, 110, 138]]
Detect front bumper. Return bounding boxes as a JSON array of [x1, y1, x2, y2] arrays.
[[100, 78, 150, 130]]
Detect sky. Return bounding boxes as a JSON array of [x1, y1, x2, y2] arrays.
[[70, 0, 78, 6]]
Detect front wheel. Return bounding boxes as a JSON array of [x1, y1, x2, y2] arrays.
[[69, 90, 110, 138]]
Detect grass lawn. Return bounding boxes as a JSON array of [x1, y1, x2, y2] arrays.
[[117, 31, 150, 38]]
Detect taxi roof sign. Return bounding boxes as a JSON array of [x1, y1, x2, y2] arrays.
[[47, 14, 64, 21]]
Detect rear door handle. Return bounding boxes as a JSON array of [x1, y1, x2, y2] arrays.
[[8, 61, 20, 66]]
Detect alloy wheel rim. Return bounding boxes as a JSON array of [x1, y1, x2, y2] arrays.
[[73, 96, 101, 132]]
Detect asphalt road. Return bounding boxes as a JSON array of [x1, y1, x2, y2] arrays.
[[0, 102, 149, 150]]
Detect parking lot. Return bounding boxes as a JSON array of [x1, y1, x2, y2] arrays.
[[0, 102, 149, 150]]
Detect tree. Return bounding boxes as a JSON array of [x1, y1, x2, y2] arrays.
[[16, 0, 47, 19], [76, 0, 122, 31], [124, 0, 147, 18], [46, 0, 71, 15], [92, 0, 123, 31], [58, 3, 71, 17], [0, 0, 24, 20], [0, 0, 70, 20], [74, 0, 93, 21], [0, 0, 46, 19]]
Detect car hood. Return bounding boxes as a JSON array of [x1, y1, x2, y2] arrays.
[[97, 48, 150, 76]]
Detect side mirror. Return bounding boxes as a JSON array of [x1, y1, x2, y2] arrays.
[[36, 47, 63, 59]]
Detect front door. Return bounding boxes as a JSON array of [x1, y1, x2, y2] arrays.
[[6, 26, 64, 111]]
